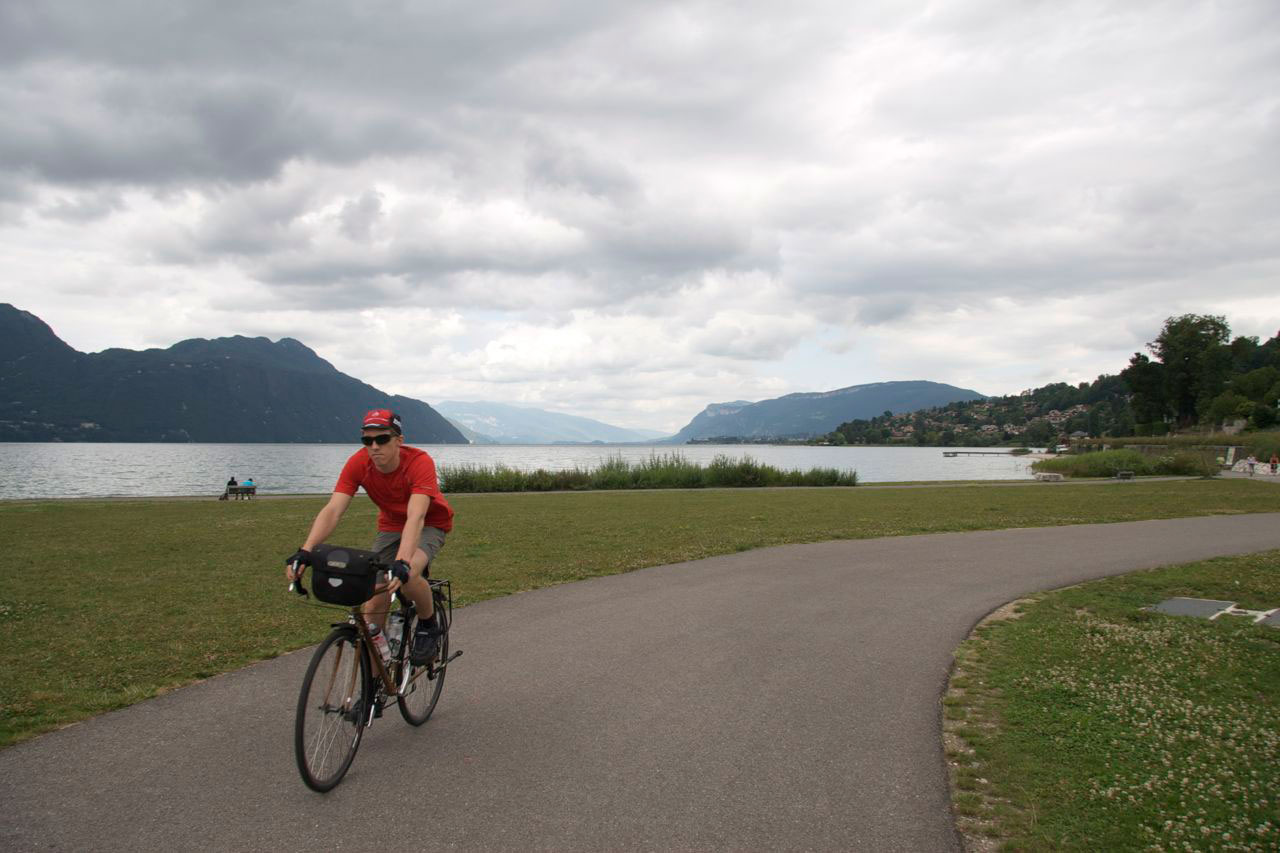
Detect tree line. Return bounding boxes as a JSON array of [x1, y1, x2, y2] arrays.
[[827, 315, 1280, 446], [1120, 314, 1279, 433]]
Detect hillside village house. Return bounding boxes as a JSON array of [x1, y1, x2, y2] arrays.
[[1046, 404, 1089, 426]]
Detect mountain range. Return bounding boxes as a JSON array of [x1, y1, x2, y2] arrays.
[[2, 305, 986, 445], [0, 305, 465, 443], [664, 381, 986, 442], [435, 401, 667, 444]]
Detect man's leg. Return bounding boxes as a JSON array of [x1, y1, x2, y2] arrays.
[[365, 532, 403, 630], [407, 526, 447, 621], [407, 528, 447, 663], [400, 547, 434, 620], [363, 589, 393, 631], [369, 528, 446, 628]]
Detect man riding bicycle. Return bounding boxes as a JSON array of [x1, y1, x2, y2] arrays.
[[285, 409, 453, 663]]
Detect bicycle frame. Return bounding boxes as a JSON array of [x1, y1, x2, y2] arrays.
[[292, 556, 461, 792], [339, 577, 458, 699]]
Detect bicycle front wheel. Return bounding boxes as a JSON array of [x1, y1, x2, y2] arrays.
[[295, 626, 369, 791], [398, 591, 449, 726]]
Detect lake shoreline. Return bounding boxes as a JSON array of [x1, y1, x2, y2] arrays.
[[0, 475, 1218, 504], [0, 443, 1042, 500]]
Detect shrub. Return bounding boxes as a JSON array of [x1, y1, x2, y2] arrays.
[[1098, 431, 1280, 457], [1034, 449, 1151, 477], [1032, 449, 1217, 478], [440, 453, 858, 493]]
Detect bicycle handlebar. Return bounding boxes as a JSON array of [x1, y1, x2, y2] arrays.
[[286, 557, 399, 600], [288, 560, 309, 598]]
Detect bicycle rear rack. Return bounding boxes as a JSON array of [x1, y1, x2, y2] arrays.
[[388, 578, 462, 693]]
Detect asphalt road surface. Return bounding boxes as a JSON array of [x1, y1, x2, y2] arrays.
[[3, 513, 1279, 852]]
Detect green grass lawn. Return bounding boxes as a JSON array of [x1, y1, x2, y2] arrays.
[[1, 478, 1277, 747], [945, 550, 1280, 851]]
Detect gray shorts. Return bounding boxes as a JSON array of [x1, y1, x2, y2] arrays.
[[371, 526, 447, 576]]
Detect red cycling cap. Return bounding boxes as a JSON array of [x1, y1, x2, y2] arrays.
[[362, 409, 402, 434]]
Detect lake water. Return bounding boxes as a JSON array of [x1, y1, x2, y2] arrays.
[[0, 443, 1037, 500]]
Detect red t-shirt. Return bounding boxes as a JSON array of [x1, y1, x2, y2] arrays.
[[335, 445, 454, 533]]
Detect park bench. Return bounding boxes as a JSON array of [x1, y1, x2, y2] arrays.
[[226, 485, 256, 500], [1114, 470, 1135, 480]]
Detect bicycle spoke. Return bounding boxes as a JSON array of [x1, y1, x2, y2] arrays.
[[295, 629, 367, 791], [310, 687, 356, 769], [309, 711, 342, 772], [397, 596, 449, 726]]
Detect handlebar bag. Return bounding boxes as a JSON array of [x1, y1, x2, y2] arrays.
[[310, 544, 381, 605]]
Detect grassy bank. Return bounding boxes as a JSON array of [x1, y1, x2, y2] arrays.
[[1032, 448, 1216, 478], [2, 479, 1278, 747], [1091, 431, 1280, 459], [440, 452, 857, 492], [945, 550, 1280, 851]]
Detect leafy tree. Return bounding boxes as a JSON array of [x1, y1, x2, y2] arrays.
[[1258, 332, 1280, 369], [1121, 352, 1167, 426], [1112, 407, 1135, 437], [1230, 335, 1264, 372], [1266, 381, 1280, 408], [1206, 391, 1253, 425], [1025, 419, 1053, 445], [1088, 401, 1111, 436], [1230, 366, 1279, 402], [1064, 413, 1089, 435], [1149, 314, 1231, 426]]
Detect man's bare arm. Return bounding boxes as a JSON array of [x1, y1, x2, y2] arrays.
[[303, 491, 353, 550], [285, 492, 353, 580], [395, 493, 431, 565]]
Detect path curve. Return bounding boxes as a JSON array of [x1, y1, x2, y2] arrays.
[[3, 513, 1279, 851]]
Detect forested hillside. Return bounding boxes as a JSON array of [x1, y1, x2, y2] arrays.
[[0, 305, 466, 443], [667, 381, 984, 442], [828, 315, 1280, 446]]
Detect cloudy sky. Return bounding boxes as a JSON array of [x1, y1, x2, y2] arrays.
[[2, 1, 1278, 432]]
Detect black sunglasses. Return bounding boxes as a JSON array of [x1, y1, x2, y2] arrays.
[[361, 434, 396, 446]]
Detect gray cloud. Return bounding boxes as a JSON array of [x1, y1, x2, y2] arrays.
[[0, 67, 445, 187], [2, 0, 1278, 428], [36, 189, 124, 222], [524, 137, 640, 202], [338, 190, 384, 242]]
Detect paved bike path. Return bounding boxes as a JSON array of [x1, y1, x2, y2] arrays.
[[3, 513, 1279, 852]]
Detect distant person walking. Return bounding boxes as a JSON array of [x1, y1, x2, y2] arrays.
[[1270, 453, 1278, 475], [1245, 455, 1257, 476]]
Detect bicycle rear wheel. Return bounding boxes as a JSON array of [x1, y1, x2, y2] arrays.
[[398, 590, 449, 726], [295, 626, 369, 791]]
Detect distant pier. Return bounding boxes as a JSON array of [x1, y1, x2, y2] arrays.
[[942, 451, 1014, 457]]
